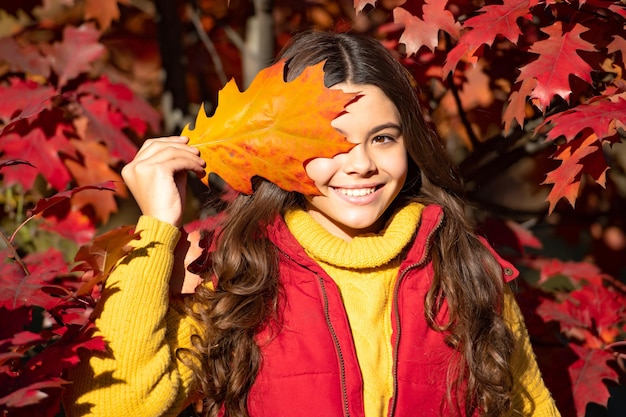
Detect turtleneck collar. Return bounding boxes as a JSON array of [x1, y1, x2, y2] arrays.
[[284, 203, 425, 269]]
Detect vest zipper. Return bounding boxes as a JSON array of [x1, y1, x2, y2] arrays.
[[317, 275, 351, 417], [279, 251, 351, 416], [388, 214, 444, 417]]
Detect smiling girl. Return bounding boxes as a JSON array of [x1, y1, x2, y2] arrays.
[[64, 31, 560, 417]]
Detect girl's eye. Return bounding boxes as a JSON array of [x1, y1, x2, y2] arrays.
[[372, 135, 395, 144]]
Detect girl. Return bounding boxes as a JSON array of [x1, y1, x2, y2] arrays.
[[65, 31, 560, 417]]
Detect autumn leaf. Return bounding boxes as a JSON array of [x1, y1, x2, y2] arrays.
[[443, 0, 536, 75], [393, 1, 460, 55], [503, 78, 537, 133], [72, 225, 140, 295], [0, 78, 55, 123], [533, 259, 604, 287], [39, 208, 97, 247], [77, 94, 139, 161], [27, 181, 116, 217], [48, 24, 105, 88], [23, 324, 105, 382], [0, 378, 69, 408], [537, 285, 623, 338], [77, 76, 161, 135], [540, 95, 626, 143], [542, 134, 608, 212], [0, 36, 50, 78], [182, 60, 358, 195], [569, 286, 624, 334], [607, 34, 626, 56], [64, 140, 127, 223], [569, 344, 620, 417], [517, 22, 597, 111], [0, 249, 69, 310], [536, 297, 589, 333], [84, 0, 129, 31], [0, 126, 73, 191]]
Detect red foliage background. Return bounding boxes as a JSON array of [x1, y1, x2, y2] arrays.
[[0, 1, 624, 416]]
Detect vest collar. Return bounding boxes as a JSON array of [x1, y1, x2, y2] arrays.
[[267, 204, 444, 272]]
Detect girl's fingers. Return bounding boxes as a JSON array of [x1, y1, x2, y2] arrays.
[[121, 136, 207, 226], [132, 137, 199, 162]]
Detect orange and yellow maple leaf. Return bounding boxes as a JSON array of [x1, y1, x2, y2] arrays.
[[182, 60, 358, 195]]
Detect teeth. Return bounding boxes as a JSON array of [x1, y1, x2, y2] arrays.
[[336, 187, 376, 197]]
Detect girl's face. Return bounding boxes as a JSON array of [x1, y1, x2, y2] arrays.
[[304, 83, 408, 241]]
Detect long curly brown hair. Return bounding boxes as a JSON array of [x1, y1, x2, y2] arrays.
[[184, 30, 515, 417]]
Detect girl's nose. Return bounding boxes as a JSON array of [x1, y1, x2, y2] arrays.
[[342, 143, 376, 175]]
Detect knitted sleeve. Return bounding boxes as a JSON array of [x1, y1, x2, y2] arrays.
[[63, 216, 202, 417], [504, 286, 561, 417]]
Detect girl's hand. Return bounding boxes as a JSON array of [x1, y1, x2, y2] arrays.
[[121, 136, 206, 227]]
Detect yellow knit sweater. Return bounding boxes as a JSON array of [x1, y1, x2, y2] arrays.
[[64, 206, 561, 417]]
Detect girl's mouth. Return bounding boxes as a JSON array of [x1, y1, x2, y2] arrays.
[[332, 186, 378, 197]]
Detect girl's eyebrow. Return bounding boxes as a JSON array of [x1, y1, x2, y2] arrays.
[[334, 123, 402, 136]]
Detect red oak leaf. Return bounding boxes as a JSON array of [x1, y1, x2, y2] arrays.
[[27, 181, 116, 217], [0, 37, 50, 78], [569, 286, 624, 333], [517, 22, 597, 111], [0, 378, 69, 408], [0, 126, 72, 191], [0, 249, 68, 310], [607, 34, 626, 56], [536, 297, 588, 332], [39, 208, 97, 246], [394, 1, 460, 54], [77, 76, 161, 135], [72, 225, 140, 295], [78, 94, 138, 161], [9, 331, 44, 347], [537, 285, 623, 340], [542, 134, 608, 212], [64, 140, 127, 223], [540, 96, 626, 143], [535, 259, 603, 286], [569, 344, 619, 417], [84, 0, 129, 30], [48, 24, 105, 88], [23, 324, 105, 380], [503, 77, 537, 133], [0, 78, 55, 122], [182, 60, 358, 195], [443, 0, 536, 74]]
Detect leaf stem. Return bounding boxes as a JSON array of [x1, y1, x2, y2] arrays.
[[10, 215, 35, 244], [0, 227, 30, 276]]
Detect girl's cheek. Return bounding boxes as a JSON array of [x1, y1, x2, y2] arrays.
[[305, 157, 338, 184]]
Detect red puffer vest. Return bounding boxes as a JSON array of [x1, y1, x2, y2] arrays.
[[246, 204, 518, 417]]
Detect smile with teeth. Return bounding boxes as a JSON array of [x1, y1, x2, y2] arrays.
[[333, 187, 377, 197]]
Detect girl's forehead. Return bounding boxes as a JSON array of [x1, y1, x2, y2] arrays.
[[330, 83, 401, 129]]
